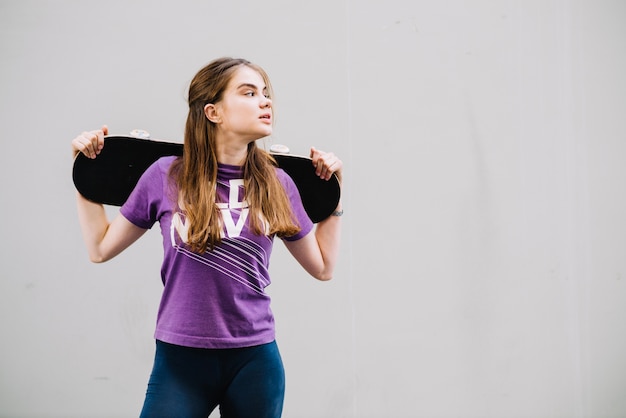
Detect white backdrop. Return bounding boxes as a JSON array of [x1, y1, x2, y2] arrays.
[[1, 1, 625, 417]]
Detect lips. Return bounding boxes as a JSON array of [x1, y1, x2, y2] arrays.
[[259, 113, 272, 123]]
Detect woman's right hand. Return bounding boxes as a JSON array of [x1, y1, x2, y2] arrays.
[[72, 125, 108, 159]]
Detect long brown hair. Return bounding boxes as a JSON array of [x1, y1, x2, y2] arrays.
[[170, 57, 300, 253]]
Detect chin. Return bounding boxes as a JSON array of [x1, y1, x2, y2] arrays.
[[259, 128, 273, 138], [248, 133, 271, 143]]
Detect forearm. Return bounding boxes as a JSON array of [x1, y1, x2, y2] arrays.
[[76, 192, 112, 262], [313, 202, 342, 280]]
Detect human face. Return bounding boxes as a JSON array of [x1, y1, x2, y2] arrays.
[[206, 66, 273, 145]]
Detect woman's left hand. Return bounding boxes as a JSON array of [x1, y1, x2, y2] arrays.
[[310, 147, 343, 183]]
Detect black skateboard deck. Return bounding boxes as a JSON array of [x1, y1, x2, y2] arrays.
[[72, 135, 340, 223]]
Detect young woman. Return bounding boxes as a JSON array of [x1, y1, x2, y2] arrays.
[[71, 57, 343, 418]]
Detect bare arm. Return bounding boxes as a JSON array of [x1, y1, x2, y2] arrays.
[[72, 126, 147, 263], [283, 147, 343, 281]]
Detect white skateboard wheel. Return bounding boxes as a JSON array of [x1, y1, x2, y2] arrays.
[[130, 129, 151, 139], [270, 144, 290, 154]]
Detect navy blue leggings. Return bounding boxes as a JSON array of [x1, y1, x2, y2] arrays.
[[139, 340, 285, 418]]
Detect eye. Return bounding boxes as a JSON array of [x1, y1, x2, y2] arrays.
[[244, 90, 255, 97]]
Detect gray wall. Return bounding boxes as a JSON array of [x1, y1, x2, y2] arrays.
[[1, 1, 625, 417]]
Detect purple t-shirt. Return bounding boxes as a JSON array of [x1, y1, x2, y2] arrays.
[[120, 156, 313, 349]]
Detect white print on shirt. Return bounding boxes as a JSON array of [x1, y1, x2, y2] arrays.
[[170, 179, 250, 245], [171, 211, 190, 245], [216, 179, 249, 238]]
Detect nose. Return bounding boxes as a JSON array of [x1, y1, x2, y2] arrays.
[[261, 96, 272, 108]]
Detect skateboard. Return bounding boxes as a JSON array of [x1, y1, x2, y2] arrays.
[[72, 135, 341, 223]]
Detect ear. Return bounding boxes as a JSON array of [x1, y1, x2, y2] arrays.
[[204, 103, 221, 124]]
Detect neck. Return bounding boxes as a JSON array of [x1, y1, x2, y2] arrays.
[[214, 134, 250, 166], [217, 146, 247, 166]]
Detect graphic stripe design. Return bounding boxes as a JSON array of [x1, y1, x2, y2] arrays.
[[171, 226, 273, 295]]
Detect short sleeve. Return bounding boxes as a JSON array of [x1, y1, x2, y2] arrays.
[[120, 157, 174, 229], [277, 168, 314, 241]]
